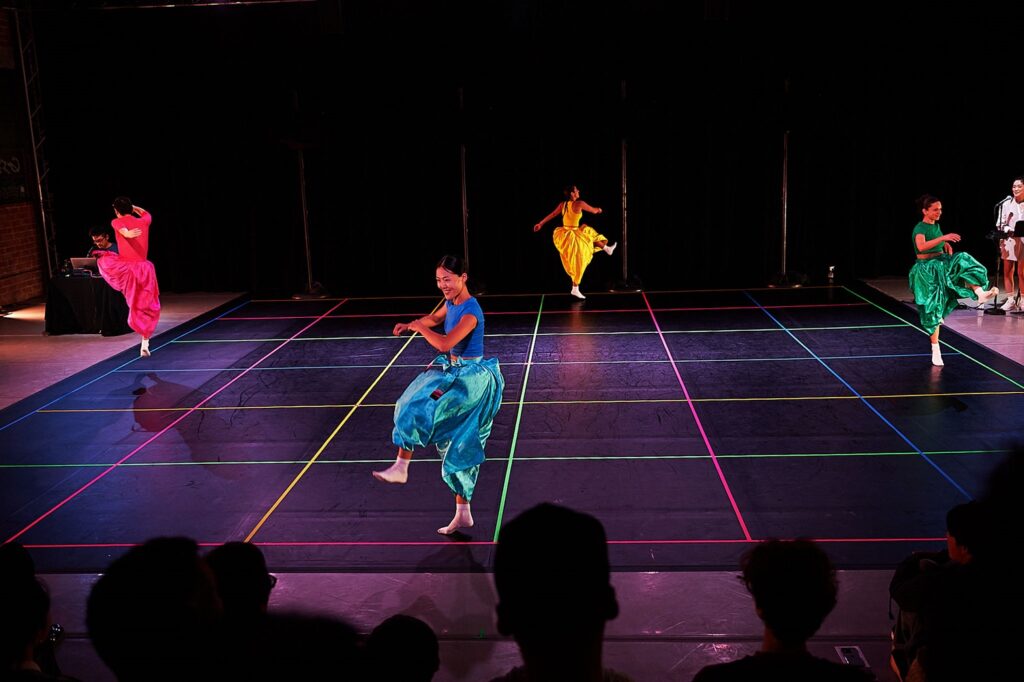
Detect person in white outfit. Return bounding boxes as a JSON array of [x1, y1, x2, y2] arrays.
[[995, 177, 1024, 310]]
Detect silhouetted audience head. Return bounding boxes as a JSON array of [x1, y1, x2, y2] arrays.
[[1, 542, 73, 680], [694, 539, 870, 681], [741, 539, 837, 647], [494, 503, 618, 643], [226, 611, 360, 681], [491, 504, 631, 682], [1, 572, 50, 671], [86, 537, 222, 681], [365, 614, 440, 682], [0, 541, 36, 582], [978, 443, 1020, 563], [944, 500, 992, 563], [206, 541, 275, 618]]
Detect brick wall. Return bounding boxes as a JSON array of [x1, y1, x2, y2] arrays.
[[0, 202, 44, 305]]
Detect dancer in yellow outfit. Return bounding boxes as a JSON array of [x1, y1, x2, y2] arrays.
[[534, 184, 616, 299]]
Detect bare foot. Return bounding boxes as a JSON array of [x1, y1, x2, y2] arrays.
[[437, 511, 474, 535], [372, 464, 408, 484]]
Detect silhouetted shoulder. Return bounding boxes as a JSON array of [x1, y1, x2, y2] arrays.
[[693, 653, 876, 682], [489, 667, 634, 682]]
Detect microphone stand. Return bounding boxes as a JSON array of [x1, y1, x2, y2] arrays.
[[982, 229, 1006, 316]]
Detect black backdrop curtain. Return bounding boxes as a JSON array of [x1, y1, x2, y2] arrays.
[[31, 2, 1023, 297]]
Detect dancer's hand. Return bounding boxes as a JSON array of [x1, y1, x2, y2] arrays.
[[392, 322, 410, 336], [407, 320, 426, 334], [119, 227, 143, 238], [533, 223, 542, 232], [595, 208, 603, 214], [943, 233, 961, 243]]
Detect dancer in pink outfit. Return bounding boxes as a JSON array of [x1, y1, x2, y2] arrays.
[[95, 196, 161, 357]]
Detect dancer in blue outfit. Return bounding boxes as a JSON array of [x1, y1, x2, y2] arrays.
[[373, 255, 505, 535]]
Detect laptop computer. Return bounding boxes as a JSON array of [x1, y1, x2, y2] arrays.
[[69, 257, 100, 276]]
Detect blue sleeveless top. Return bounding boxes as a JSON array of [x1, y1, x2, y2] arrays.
[[444, 297, 484, 357]]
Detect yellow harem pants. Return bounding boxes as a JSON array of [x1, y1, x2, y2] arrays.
[[553, 224, 607, 284]]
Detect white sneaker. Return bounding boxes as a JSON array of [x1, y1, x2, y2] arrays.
[[603, 242, 617, 255], [977, 286, 999, 304], [570, 285, 586, 299], [1001, 297, 1016, 311]]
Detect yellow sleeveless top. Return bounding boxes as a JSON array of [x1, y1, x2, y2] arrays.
[[561, 201, 582, 227]]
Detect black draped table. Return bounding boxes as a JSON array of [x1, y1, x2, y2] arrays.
[[45, 275, 132, 336]]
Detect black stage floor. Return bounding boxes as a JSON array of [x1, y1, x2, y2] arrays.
[[2, 284, 1020, 573]]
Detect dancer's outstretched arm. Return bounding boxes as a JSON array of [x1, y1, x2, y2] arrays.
[[533, 203, 565, 232]]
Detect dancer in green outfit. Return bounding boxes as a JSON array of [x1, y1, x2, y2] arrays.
[[908, 194, 998, 366]]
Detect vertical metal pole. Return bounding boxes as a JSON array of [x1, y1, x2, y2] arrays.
[[610, 79, 640, 292], [620, 80, 628, 282], [297, 147, 314, 292], [781, 129, 789, 276], [459, 87, 469, 270], [15, 8, 57, 279]]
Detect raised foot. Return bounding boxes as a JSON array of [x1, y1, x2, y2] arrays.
[[976, 286, 999, 304], [372, 466, 408, 484]]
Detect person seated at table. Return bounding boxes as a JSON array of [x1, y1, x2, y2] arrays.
[[88, 226, 119, 256]]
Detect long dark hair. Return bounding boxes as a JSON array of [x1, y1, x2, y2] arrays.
[[561, 183, 577, 217]]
